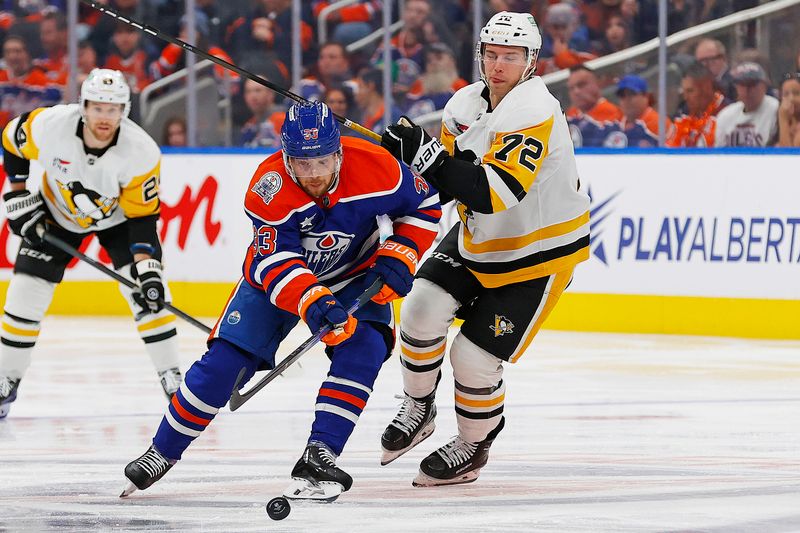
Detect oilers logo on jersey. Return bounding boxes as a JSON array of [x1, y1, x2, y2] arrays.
[[302, 231, 355, 276]]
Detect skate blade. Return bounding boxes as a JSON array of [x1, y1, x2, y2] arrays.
[[283, 477, 343, 502], [380, 422, 435, 466], [119, 481, 138, 498], [412, 468, 480, 487]]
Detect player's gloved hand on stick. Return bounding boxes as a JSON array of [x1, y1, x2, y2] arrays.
[[3, 190, 47, 246], [132, 258, 166, 313], [299, 285, 357, 346], [363, 238, 417, 305], [381, 116, 448, 178]]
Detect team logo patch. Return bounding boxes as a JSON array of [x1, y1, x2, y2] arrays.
[[490, 315, 514, 337], [302, 128, 319, 140], [301, 230, 355, 275], [227, 310, 241, 325], [251, 171, 283, 205]]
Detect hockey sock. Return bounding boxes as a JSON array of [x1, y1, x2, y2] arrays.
[[134, 310, 180, 372], [0, 313, 40, 379], [309, 323, 387, 456], [399, 330, 446, 399], [153, 339, 258, 460]]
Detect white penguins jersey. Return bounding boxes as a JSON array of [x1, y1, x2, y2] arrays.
[[2, 104, 161, 234], [439, 78, 590, 287]]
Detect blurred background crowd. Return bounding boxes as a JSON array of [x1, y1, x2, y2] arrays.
[[1, 0, 799, 148]]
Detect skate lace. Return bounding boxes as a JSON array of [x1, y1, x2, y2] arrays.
[[392, 394, 427, 437], [138, 448, 171, 478], [159, 368, 182, 394], [316, 446, 337, 467], [437, 436, 478, 469], [0, 378, 14, 398]]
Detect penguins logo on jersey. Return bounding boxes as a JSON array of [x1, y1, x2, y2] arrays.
[[490, 315, 514, 337], [54, 180, 117, 228], [301, 231, 354, 275]]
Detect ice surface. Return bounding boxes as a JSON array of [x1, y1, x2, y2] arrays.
[[1, 317, 799, 532]]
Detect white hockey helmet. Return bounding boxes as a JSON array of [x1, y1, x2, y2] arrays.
[[80, 68, 131, 120], [477, 11, 542, 85]]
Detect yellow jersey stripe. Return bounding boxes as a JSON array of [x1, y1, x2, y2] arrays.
[[463, 210, 590, 255], [455, 393, 505, 408], [482, 116, 553, 193], [440, 125, 456, 155], [470, 246, 589, 288], [2, 322, 40, 337], [401, 343, 445, 361], [118, 161, 161, 218], [137, 314, 177, 332]]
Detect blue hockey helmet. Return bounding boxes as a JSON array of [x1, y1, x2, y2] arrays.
[[281, 101, 343, 187]]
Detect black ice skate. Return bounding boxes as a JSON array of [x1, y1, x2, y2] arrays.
[[158, 367, 182, 399], [413, 417, 505, 487], [380, 391, 436, 465], [120, 445, 176, 497], [283, 442, 353, 502], [0, 377, 20, 419]]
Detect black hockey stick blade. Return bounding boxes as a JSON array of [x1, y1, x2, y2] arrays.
[[228, 278, 383, 411], [79, 0, 381, 142], [39, 231, 213, 334]]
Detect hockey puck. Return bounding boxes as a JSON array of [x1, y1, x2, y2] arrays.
[[266, 496, 291, 520]]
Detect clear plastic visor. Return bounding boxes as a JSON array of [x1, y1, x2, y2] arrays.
[[84, 101, 124, 122], [479, 46, 529, 67], [287, 153, 339, 179]]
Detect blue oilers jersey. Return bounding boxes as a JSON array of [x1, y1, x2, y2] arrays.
[[240, 136, 441, 316]]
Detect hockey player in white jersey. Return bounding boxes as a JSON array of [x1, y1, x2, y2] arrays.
[[379, 12, 590, 486], [0, 69, 182, 418]]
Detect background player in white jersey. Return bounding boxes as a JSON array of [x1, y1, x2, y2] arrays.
[[0, 69, 182, 418], [379, 12, 591, 486]]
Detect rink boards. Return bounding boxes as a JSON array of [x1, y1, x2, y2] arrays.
[[1, 148, 798, 339]]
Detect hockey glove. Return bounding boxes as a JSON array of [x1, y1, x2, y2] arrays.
[[363, 239, 417, 305], [3, 190, 47, 246], [132, 258, 166, 313], [299, 285, 357, 346], [381, 117, 448, 178]]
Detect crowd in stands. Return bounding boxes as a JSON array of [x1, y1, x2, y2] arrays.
[[1, 0, 799, 148]]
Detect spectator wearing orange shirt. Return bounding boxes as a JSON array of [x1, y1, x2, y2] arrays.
[[34, 10, 67, 85], [0, 35, 62, 129], [104, 23, 151, 93], [313, 0, 381, 45], [616, 75, 672, 147], [151, 11, 240, 89], [667, 62, 730, 147], [566, 66, 624, 147]]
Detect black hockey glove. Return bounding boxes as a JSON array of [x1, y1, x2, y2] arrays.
[[132, 258, 166, 313], [3, 190, 46, 246], [381, 117, 448, 178]]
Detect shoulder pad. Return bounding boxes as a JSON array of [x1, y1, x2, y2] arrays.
[[245, 152, 313, 225]]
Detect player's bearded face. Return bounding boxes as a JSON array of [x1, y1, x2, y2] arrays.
[[84, 101, 124, 142], [289, 153, 339, 198]]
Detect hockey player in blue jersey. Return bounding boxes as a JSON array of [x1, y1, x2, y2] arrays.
[[121, 101, 440, 501]]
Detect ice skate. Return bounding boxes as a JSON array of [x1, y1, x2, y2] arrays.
[[121, 445, 176, 497], [0, 377, 20, 419], [158, 367, 182, 399], [413, 417, 505, 487], [381, 391, 436, 465], [283, 442, 352, 502]]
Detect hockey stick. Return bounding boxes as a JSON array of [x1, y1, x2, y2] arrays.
[[39, 231, 213, 334], [80, 0, 382, 142], [228, 278, 383, 411]]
